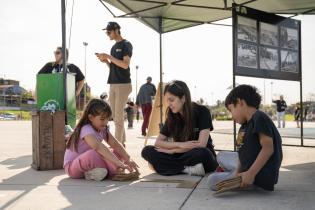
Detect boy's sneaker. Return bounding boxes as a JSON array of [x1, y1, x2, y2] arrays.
[[84, 168, 108, 181], [183, 163, 205, 176]]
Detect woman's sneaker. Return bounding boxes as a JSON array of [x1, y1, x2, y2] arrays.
[[84, 168, 108, 181], [183, 163, 205, 176]]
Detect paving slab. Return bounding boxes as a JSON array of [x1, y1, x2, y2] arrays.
[[181, 188, 315, 210]]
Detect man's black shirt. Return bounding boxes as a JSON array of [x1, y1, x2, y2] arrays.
[[108, 39, 133, 84], [38, 62, 85, 83], [273, 100, 287, 112]]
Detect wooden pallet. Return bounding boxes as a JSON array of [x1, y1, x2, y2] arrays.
[[31, 111, 65, 170]]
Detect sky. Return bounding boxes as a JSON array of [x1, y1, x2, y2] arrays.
[[1, 0, 315, 105]]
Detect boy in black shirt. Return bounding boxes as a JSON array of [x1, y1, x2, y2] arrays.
[[208, 85, 282, 191]]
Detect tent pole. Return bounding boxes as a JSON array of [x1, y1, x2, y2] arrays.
[[159, 16, 163, 128], [61, 0, 68, 124], [299, 23, 303, 146], [300, 79, 304, 146], [232, 5, 237, 151]]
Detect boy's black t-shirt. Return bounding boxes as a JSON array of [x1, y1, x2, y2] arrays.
[[237, 110, 283, 191], [108, 39, 133, 84], [38, 62, 85, 83], [160, 103, 214, 149]]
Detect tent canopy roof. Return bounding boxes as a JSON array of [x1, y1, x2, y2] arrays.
[[100, 0, 315, 33]]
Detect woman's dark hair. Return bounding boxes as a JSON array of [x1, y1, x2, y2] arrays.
[[225, 84, 261, 109], [66, 98, 112, 152], [164, 80, 194, 142]]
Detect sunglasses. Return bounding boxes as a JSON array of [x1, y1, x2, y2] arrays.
[[54, 51, 61, 55]]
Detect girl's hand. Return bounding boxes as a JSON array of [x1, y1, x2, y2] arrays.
[[238, 171, 255, 188], [125, 159, 140, 173], [117, 162, 132, 173]]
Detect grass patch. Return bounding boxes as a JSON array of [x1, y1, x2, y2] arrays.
[[0, 110, 32, 120]]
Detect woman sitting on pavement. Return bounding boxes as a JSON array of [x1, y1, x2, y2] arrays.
[[142, 80, 218, 176]]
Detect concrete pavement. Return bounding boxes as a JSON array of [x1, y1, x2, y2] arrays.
[[0, 120, 315, 210]]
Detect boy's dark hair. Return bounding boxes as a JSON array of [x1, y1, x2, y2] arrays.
[[225, 84, 261, 109]]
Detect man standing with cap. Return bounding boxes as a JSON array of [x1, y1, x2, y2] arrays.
[[136, 76, 156, 136], [272, 95, 287, 128], [96, 22, 133, 147]]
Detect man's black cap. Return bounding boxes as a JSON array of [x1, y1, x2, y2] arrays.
[[103, 22, 121, 31]]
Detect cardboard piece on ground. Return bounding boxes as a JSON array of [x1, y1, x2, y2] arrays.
[[213, 176, 242, 195], [144, 82, 167, 146]]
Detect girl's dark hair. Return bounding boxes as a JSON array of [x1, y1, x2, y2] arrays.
[[225, 84, 261, 109], [164, 80, 194, 142], [66, 98, 112, 152]]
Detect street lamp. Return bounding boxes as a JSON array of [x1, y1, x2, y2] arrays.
[[83, 42, 88, 108]]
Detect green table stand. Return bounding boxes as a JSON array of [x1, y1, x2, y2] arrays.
[[36, 73, 76, 128]]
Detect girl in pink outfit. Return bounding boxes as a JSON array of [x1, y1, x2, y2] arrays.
[[64, 99, 139, 181]]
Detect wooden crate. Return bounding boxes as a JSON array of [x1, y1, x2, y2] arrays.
[[32, 111, 65, 170]]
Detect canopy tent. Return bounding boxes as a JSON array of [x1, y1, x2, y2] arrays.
[[99, 0, 315, 33], [97, 0, 315, 128]]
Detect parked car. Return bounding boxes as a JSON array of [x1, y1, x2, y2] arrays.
[[0, 113, 17, 120]]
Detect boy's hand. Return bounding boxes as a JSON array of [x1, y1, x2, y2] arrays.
[[238, 171, 255, 187]]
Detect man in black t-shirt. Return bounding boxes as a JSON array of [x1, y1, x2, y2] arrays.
[[96, 22, 133, 146], [272, 95, 287, 128], [37, 47, 85, 97]]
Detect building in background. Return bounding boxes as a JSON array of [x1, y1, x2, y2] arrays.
[[0, 78, 35, 109]]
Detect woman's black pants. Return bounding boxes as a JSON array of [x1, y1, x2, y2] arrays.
[[141, 145, 218, 176]]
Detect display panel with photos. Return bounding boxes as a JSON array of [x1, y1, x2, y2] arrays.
[[233, 5, 301, 81]]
